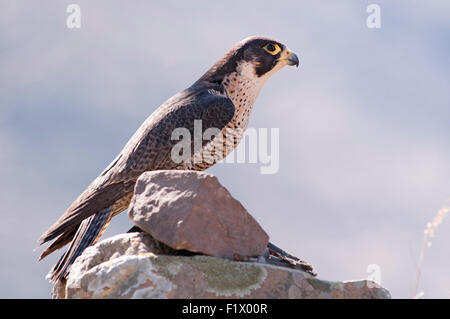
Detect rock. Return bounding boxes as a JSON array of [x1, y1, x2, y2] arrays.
[[128, 170, 269, 260], [53, 233, 391, 299]]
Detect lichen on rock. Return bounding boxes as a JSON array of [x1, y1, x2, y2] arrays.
[[53, 233, 391, 299]]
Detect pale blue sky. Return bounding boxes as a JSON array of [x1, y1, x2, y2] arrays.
[[1, 1, 449, 298]]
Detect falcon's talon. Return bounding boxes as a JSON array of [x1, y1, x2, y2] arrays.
[[265, 242, 316, 276]]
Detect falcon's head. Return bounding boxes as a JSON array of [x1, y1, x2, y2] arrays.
[[199, 36, 299, 85]]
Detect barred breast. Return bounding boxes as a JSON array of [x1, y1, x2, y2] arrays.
[[191, 61, 268, 170]]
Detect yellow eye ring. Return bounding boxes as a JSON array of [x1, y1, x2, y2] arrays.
[[263, 43, 282, 55]]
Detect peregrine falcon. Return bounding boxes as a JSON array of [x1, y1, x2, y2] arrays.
[[38, 36, 300, 282]]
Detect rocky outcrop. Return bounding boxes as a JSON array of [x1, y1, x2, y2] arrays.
[[53, 232, 391, 299], [128, 171, 268, 259], [52, 170, 390, 299]]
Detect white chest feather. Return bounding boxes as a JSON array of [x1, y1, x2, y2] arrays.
[[188, 62, 271, 170], [222, 61, 267, 130]]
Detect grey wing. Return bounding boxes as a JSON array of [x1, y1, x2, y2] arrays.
[[38, 87, 235, 246], [109, 87, 236, 182]]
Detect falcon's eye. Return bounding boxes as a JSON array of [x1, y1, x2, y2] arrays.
[[263, 43, 281, 55]]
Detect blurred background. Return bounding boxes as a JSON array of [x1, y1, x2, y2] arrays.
[[1, 0, 449, 298]]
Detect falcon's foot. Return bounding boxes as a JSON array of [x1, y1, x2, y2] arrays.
[[264, 242, 316, 276]]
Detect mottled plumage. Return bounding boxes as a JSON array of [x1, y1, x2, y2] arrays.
[[37, 36, 299, 282]]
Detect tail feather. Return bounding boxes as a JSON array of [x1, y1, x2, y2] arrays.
[[38, 228, 77, 261], [38, 181, 134, 246], [47, 207, 113, 282]]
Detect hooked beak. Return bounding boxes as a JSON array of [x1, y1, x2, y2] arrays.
[[278, 49, 299, 67]]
